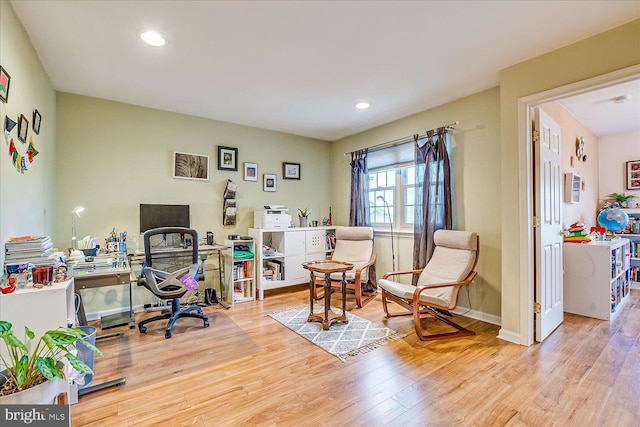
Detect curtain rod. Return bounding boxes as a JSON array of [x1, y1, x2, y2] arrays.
[[343, 121, 458, 156]]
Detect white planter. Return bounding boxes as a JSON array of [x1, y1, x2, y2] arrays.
[[0, 376, 61, 405]]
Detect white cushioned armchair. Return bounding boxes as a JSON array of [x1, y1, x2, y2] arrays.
[[313, 226, 377, 308], [378, 229, 479, 341]]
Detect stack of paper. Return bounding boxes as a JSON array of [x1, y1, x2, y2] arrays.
[[4, 235, 59, 267]]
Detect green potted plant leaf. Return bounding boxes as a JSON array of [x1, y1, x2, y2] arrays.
[[606, 192, 637, 208], [0, 321, 101, 403], [298, 207, 310, 227]]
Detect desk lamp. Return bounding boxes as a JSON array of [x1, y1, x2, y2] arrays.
[[71, 205, 85, 250]]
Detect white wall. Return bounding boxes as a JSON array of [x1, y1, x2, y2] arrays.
[[0, 0, 57, 266], [598, 130, 640, 206]]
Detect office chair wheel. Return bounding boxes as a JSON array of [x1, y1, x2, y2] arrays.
[[139, 324, 147, 334], [165, 329, 172, 339], [204, 320, 209, 328]]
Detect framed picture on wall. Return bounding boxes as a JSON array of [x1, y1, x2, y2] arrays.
[[32, 109, 42, 135], [218, 146, 238, 171], [173, 151, 210, 181], [244, 162, 258, 181], [0, 66, 10, 103], [17, 114, 28, 143], [263, 174, 277, 192], [282, 162, 301, 180], [627, 160, 640, 190]]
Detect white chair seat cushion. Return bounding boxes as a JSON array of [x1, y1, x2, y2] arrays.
[[378, 279, 454, 309], [380, 230, 477, 309]]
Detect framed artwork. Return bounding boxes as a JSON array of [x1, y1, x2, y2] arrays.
[[244, 162, 258, 181], [173, 151, 210, 181], [263, 173, 277, 192], [32, 109, 42, 135], [627, 160, 640, 190], [0, 66, 10, 103], [17, 114, 28, 143], [283, 162, 301, 180], [218, 146, 238, 171]]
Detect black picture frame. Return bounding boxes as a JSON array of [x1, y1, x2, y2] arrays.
[[283, 162, 301, 180], [0, 66, 10, 103], [17, 114, 28, 143], [218, 146, 238, 171], [32, 109, 42, 135]]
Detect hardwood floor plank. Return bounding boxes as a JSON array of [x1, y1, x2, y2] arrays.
[[70, 289, 640, 426]]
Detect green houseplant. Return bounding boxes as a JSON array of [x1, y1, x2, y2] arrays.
[[298, 207, 310, 227], [0, 320, 101, 398], [606, 192, 637, 208]]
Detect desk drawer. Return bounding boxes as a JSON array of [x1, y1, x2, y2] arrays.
[[75, 273, 130, 289]]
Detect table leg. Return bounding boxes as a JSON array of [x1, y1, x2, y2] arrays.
[[341, 271, 347, 316], [323, 273, 331, 329], [308, 271, 314, 317]]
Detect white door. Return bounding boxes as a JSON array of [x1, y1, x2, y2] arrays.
[[534, 108, 564, 342]]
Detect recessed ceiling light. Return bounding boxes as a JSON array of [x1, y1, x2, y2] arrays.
[[354, 101, 370, 110], [612, 95, 631, 104], [140, 31, 166, 47]]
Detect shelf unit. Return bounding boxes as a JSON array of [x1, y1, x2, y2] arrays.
[[223, 238, 255, 305], [617, 208, 640, 290], [563, 238, 631, 320], [248, 227, 336, 300]]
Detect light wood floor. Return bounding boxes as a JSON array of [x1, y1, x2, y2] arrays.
[[71, 287, 640, 426]]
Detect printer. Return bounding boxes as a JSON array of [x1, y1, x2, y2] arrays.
[[254, 205, 292, 229]]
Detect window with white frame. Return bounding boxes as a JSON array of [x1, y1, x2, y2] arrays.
[[367, 137, 449, 233], [367, 141, 417, 233]]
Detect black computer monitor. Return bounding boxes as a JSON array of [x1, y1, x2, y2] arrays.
[[139, 204, 190, 233]]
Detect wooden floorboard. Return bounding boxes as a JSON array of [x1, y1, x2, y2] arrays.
[[71, 289, 640, 426]]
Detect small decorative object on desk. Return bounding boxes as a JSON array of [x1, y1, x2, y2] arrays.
[[298, 207, 309, 227]]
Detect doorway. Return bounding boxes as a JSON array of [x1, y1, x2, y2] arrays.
[[518, 64, 640, 345]]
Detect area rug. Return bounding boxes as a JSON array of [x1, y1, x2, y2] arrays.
[[268, 306, 405, 362]]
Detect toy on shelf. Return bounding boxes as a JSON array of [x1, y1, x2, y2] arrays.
[[564, 222, 592, 243]]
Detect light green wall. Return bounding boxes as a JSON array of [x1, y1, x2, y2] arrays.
[[56, 93, 330, 314], [330, 87, 502, 318], [499, 19, 640, 337], [0, 0, 56, 266]]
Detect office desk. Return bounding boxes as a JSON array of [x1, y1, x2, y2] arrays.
[[70, 254, 136, 329], [130, 243, 228, 302]]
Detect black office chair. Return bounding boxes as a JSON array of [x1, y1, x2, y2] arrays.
[[137, 227, 209, 338]]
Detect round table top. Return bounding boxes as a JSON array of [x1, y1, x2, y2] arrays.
[[302, 260, 354, 274]]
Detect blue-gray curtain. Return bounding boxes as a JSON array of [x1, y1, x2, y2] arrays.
[[349, 149, 376, 291], [413, 128, 452, 280], [349, 149, 370, 226]]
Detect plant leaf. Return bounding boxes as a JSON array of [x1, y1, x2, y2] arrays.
[[35, 357, 55, 381], [15, 355, 29, 387], [0, 320, 13, 333], [66, 353, 92, 374], [24, 326, 35, 341]]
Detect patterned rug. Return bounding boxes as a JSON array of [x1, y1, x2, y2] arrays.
[[268, 306, 405, 362]]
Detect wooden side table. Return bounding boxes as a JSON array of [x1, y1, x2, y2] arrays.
[[303, 260, 354, 330]]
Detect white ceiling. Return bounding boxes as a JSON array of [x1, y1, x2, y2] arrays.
[[10, 1, 640, 141]]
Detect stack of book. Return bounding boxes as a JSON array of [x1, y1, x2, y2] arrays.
[[4, 235, 57, 268]]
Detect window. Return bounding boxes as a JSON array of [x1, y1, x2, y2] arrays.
[[368, 164, 416, 232], [366, 136, 450, 233]]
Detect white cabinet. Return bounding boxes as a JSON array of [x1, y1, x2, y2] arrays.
[[248, 227, 336, 299], [620, 208, 640, 290], [563, 239, 631, 320], [223, 239, 256, 304]]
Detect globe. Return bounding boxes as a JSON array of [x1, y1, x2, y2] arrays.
[[597, 205, 629, 232]]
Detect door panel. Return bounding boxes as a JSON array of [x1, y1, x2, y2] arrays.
[[535, 107, 564, 342]]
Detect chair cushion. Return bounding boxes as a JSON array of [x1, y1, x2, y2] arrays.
[[380, 230, 477, 309]]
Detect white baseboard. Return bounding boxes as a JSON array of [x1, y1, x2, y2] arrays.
[[497, 328, 521, 344], [84, 304, 147, 322], [451, 306, 501, 326]]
